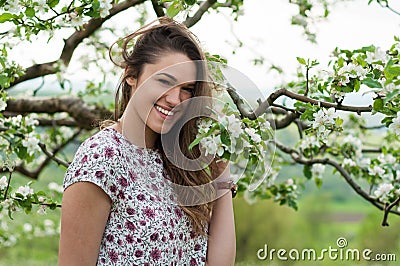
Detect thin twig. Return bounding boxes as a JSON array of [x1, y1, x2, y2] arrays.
[[382, 196, 400, 226], [3, 172, 12, 200]]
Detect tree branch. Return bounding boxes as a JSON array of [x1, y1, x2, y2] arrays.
[[151, 0, 165, 17], [183, 0, 217, 28], [382, 197, 400, 226], [9, 0, 146, 88], [226, 85, 255, 119], [5, 96, 112, 129], [274, 140, 400, 219], [37, 118, 79, 127], [0, 129, 80, 179], [265, 88, 372, 114], [275, 112, 300, 129]]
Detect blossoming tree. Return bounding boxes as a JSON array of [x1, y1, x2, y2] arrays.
[[1, 0, 400, 247]]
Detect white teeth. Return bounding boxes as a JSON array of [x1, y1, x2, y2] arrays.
[[155, 105, 174, 116]]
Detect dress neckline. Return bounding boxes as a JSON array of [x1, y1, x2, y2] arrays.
[[105, 127, 161, 155]]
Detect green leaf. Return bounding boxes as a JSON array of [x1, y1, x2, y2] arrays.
[[373, 98, 384, 112], [314, 177, 323, 188], [384, 64, 400, 79], [335, 117, 343, 127], [354, 79, 360, 91], [188, 137, 201, 151], [48, 0, 60, 8], [184, 0, 196, 5], [166, 2, 180, 18], [296, 57, 306, 65], [25, 7, 35, 18], [220, 129, 231, 146], [303, 165, 312, 179], [362, 77, 382, 88], [0, 13, 16, 23]]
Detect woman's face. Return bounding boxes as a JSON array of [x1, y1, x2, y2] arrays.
[[126, 52, 197, 136]]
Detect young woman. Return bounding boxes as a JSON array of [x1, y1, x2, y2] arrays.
[[58, 17, 236, 265]]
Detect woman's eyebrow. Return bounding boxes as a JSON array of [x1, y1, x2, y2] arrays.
[[156, 72, 177, 82]]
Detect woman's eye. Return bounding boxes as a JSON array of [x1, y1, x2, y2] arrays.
[[158, 79, 173, 86], [182, 87, 194, 94]]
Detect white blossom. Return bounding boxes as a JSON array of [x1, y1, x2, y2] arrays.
[[382, 83, 400, 94], [22, 133, 40, 156], [365, 47, 388, 64], [197, 119, 213, 134], [35, 0, 47, 15], [37, 196, 46, 202], [312, 164, 325, 178], [337, 62, 367, 84], [324, 108, 338, 124], [60, 126, 74, 139], [14, 185, 34, 198], [48, 182, 63, 193], [0, 199, 13, 208], [313, 110, 325, 128], [343, 135, 362, 151], [0, 176, 7, 190], [6, 0, 21, 15], [225, 114, 243, 139], [10, 115, 22, 127], [285, 178, 297, 190], [378, 153, 397, 165], [23, 223, 33, 232], [37, 205, 47, 215], [3, 235, 17, 247], [243, 189, 257, 205], [358, 157, 371, 168], [98, 0, 113, 18], [0, 99, 7, 112], [25, 115, 39, 127], [244, 128, 261, 143], [368, 165, 385, 176], [312, 108, 337, 140], [342, 158, 356, 167], [331, 89, 346, 102], [316, 125, 330, 141], [69, 12, 84, 27], [299, 135, 320, 150], [388, 112, 400, 136], [200, 135, 224, 157], [374, 183, 394, 202], [44, 219, 54, 228]]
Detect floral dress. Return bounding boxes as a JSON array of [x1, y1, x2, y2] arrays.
[[63, 128, 207, 265]]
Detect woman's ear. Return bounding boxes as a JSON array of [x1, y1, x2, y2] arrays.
[[126, 77, 137, 88], [126, 77, 137, 97]]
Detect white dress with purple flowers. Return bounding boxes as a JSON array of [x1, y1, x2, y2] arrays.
[[63, 128, 207, 265]]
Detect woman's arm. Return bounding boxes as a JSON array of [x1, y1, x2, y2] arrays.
[[58, 182, 111, 266], [206, 160, 236, 266]]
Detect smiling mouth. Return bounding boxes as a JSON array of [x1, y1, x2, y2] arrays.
[[155, 105, 175, 117]]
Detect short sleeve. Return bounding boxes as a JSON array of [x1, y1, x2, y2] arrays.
[[63, 133, 121, 204]]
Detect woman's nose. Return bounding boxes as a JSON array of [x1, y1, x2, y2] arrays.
[[164, 87, 182, 106]]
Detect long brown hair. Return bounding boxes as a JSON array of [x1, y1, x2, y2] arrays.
[[108, 17, 214, 235]]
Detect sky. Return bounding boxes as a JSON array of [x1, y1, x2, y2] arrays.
[[190, 0, 400, 96], [4, 0, 400, 101]]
